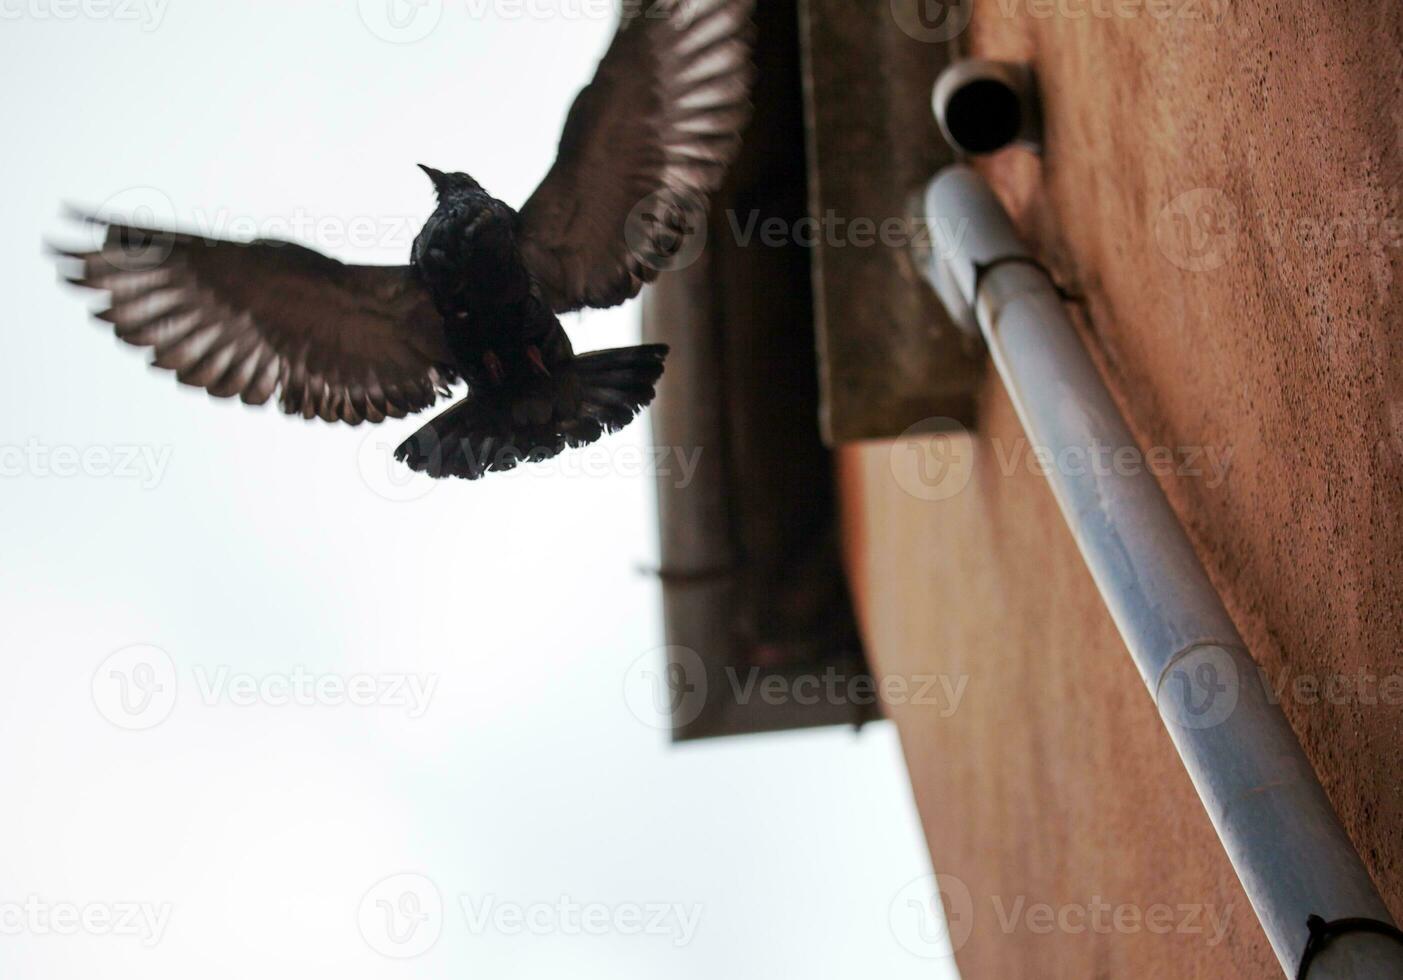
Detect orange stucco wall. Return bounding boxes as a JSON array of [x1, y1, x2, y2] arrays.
[[842, 3, 1402, 976]]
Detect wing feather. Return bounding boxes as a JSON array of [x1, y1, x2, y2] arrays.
[[54, 216, 460, 424], [516, 0, 754, 313]]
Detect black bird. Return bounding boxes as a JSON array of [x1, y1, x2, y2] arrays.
[[53, 0, 753, 480]]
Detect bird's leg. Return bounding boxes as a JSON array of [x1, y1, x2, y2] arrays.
[[483, 350, 505, 384], [526, 344, 551, 378]]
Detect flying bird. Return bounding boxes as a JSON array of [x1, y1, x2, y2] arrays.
[[53, 0, 753, 480]]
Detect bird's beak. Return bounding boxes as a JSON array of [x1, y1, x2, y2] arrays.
[[418, 164, 448, 193]]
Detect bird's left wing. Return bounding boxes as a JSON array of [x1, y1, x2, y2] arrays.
[[55, 217, 459, 424], [515, 0, 754, 314]]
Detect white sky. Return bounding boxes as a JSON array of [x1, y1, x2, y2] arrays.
[[0, 2, 956, 977]]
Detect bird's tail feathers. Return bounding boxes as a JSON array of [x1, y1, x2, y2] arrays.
[[394, 344, 668, 480]]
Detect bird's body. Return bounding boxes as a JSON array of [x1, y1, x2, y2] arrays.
[[53, 0, 755, 479], [412, 173, 558, 384], [393, 167, 671, 476], [412, 177, 535, 341]]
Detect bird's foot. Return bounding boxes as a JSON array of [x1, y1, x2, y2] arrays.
[[526, 345, 551, 378], [483, 351, 505, 384]]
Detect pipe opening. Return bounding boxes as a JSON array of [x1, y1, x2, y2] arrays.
[[933, 60, 1042, 155], [943, 78, 1023, 154]]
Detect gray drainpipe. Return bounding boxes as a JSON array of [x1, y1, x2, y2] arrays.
[[920, 161, 1403, 979]]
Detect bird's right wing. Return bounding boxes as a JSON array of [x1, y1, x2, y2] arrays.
[[54, 216, 459, 425], [515, 0, 754, 314]]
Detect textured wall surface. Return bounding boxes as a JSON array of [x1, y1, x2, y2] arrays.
[[841, 2, 1402, 976]]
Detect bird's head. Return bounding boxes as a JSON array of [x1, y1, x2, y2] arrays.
[[418, 164, 481, 200]]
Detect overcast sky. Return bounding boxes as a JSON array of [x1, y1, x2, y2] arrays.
[[0, 3, 957, 976]]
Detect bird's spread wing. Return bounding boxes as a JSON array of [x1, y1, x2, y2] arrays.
[[54, 217, 460, 424], [515, 0, 754, 313]]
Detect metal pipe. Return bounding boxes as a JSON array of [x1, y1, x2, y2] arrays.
[[921, 164, 1403, 979]]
